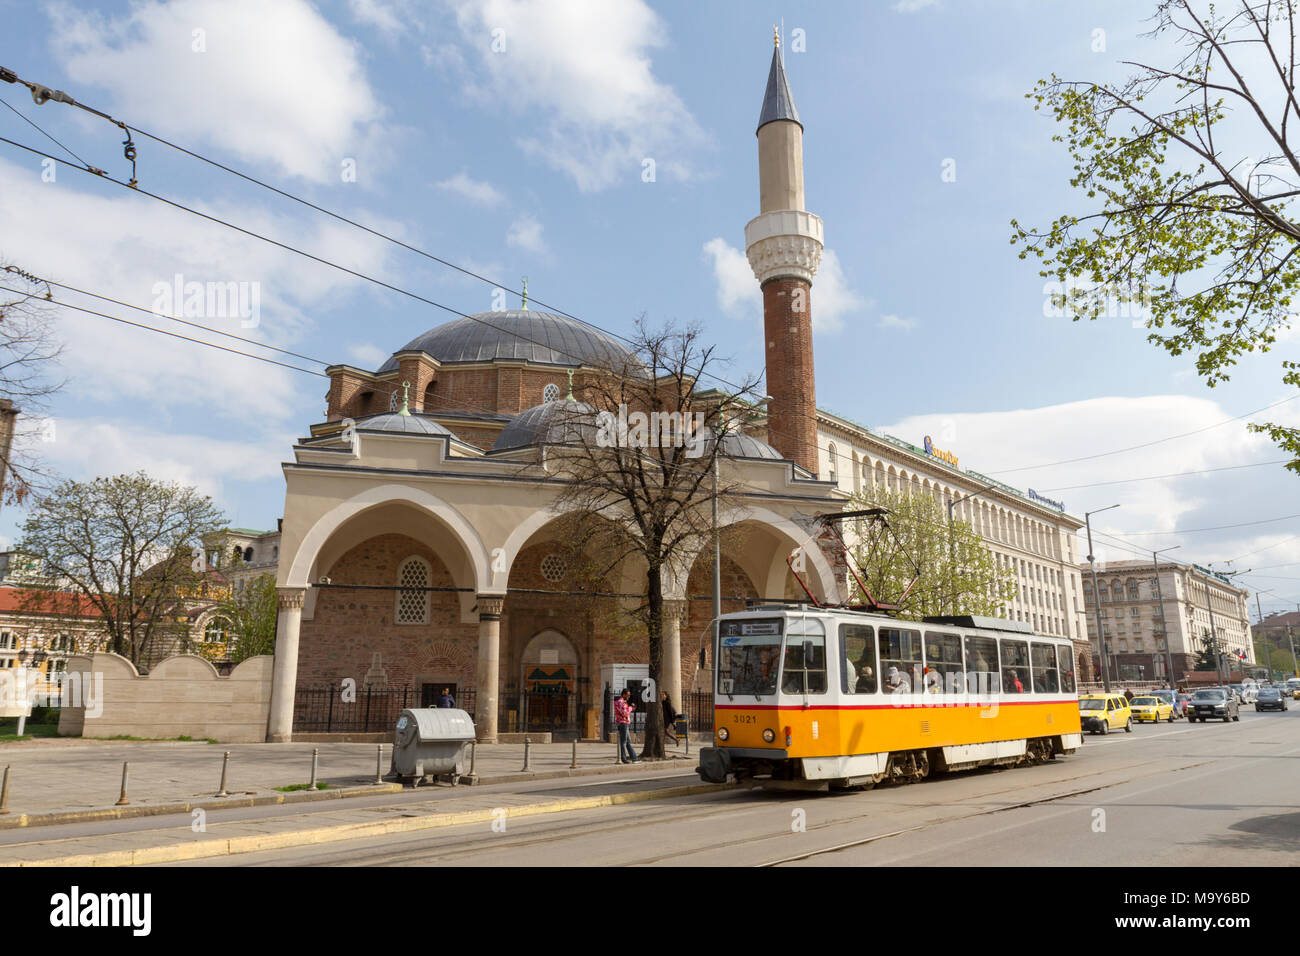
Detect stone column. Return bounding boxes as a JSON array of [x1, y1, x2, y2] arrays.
[[662, 599, 687, 714], [476, 595, 505, 743], [266, 587, 306, 743]]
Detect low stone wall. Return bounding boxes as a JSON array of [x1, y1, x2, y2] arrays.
[[57, 652, 274, 743]]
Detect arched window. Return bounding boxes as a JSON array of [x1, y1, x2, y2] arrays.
[[543, 383, 560, 403], [389, 389, 399, 412], [243, 547, 254, 563], [204, 617, 228, 644], [395, 556, 431, 625], [827, 443, 837, 484]]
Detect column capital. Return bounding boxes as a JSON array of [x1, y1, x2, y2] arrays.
[[661, 599, 688, 623], [276, 587, 307, 610], [477, 594, 505, 620]]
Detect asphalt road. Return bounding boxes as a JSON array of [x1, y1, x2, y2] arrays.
[[172, 706, 1300, 866]]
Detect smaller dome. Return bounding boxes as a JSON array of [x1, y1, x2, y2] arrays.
[[492, 399, 595, 451], [719, 431, 783, 460], [356, 412, 456, 437]]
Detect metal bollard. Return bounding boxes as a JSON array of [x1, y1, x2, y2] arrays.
[[0, 765, 10, 815], [570, 738, 578, 769], [115, 761, 130, 806], [522, 736, 531, 771], [216, 751, 230, 798], [309, 747, 319, 790], [375, 744, 383, 785]]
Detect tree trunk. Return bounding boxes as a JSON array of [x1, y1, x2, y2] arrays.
[[642, 564, 665, 758]]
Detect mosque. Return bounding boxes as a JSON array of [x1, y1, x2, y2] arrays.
[[267, 36, 1092, 742]]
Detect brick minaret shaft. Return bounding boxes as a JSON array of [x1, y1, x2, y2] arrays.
[[761, 278, 817, 472], [746, 32, 824, 475]]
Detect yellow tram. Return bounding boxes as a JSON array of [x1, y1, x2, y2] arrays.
[[696, 606, 1083, 790]]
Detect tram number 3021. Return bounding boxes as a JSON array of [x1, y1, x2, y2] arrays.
[[732, 714, 757, 724]]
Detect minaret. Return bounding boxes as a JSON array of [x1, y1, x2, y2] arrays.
[[745, 28, 823, 475]]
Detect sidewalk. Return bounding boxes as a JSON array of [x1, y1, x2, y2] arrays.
[[0, 737, 702, 825], [0, 772, 729, 867]]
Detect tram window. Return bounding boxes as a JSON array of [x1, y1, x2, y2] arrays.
[[782, 619, 827, 695], [964, 636, 999, 694], [923, 631, 963, 693], [878, 626, 922, 695], [840, 624, 877, 694], [1030, 643, 1059, 693], [1000, 639, 1031, 694], [717, 618, 783, 697], [1057, 645, 1076, 693]]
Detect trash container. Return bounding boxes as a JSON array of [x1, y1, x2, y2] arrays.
[[390, 708, 476, 787]]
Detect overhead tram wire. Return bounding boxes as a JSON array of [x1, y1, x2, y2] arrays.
[[1034, 459, 1292, 492], [3, 76, 1294, 494], [0, 286, 329, 378]]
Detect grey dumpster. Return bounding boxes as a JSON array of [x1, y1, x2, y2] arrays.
[[390, 708, 476, 786]]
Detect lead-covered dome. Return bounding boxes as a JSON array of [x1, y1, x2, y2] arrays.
[[492, 399, 596, 452], [355, 412, 456, 437], [379, 310, 635, 373]]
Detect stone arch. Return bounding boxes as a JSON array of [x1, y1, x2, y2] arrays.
[[284, 484, 490, 593]]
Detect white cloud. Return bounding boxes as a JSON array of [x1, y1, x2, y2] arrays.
[[348, 343, 389, 368], [39, 419, 290, 504], [436, 171, 506, 206], [878, 314, 918, 331], [894, 0, 939, 11], [47, 0, 388, 183], [0, 155, 397, 426], [877, 394, 1300, 575], [440, 0, 707, 191], [702, 239, 866, 333], [350, 0, 404, 36], [506, 215, 546, 254]]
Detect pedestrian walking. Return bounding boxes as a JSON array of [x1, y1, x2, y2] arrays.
[[614, 689, 638, 763], [661, 691, 679, 745]]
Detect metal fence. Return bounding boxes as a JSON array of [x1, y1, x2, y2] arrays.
[[293, 684, 477, 734], [684, 690, 714, 732]]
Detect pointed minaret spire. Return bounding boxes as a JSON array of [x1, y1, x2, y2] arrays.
[[745, 30, 823, 475], [521, 276, 529, 310], [758, 33, 802, 134]]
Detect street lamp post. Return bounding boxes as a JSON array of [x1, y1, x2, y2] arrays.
[[1254, 590, 1272, 680], [1085, 504, 1121, 693], [1152, 546, 1179, 688]]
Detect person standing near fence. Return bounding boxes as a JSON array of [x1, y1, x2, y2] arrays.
[[436, 687, 455, 708], [661, 691, 679, 745], [614, 689, 638, 763]]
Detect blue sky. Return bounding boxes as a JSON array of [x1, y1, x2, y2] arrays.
[[1, 0, 1297, 614]]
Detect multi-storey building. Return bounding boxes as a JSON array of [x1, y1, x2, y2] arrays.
[[1078, 559, 1254, 684]]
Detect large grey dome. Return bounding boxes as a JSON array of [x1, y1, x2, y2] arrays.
[[356, 412, 456, 437], [379, 310, 635, 373], [492, 399, 595, 452], [718, 431, 783, 460]]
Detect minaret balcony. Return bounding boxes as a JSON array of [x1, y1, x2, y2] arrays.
[[745, 209, 824, 284]]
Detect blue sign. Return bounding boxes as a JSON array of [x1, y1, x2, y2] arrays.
[[1027, 488, 1065, 512]]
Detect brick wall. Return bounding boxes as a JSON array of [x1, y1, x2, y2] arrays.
[[761, 277, 818, 474]]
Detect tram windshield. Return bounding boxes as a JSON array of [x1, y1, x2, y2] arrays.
[[718, 618, 783, 697]]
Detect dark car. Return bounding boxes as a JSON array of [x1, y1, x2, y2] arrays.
[[1256, 687, 1288, 712], [1186, 688, 1240, 723]]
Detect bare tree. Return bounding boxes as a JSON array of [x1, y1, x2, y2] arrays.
[[1012, 0, 1300, 471], [16, 472, 228, 668], [546, 319, 763, 758], [0, 264, 64, 506]]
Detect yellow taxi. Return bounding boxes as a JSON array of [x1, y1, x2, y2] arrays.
[[1129, 695, 1174, 723], [1077, 693, 1133, 735]]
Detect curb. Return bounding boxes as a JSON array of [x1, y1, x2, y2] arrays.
[[0, 756, 699, 830], [6, 781, 732, 867], [0, 783, 404, 831]]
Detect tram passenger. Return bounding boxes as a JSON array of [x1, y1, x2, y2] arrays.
[[885, 666, 911, 694], [856, 662, 876, 694], [924, 668, 942, 694]]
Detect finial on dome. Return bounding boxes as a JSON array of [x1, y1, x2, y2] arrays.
[[565, 368, 574, 400], [521, 276, 528, 310], [774, 25, 779, 48], [399, 380, 411, 416]]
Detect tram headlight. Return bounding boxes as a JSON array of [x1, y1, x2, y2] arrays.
[[762, 728, 775, 743], [716, 726, 729, 741]]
